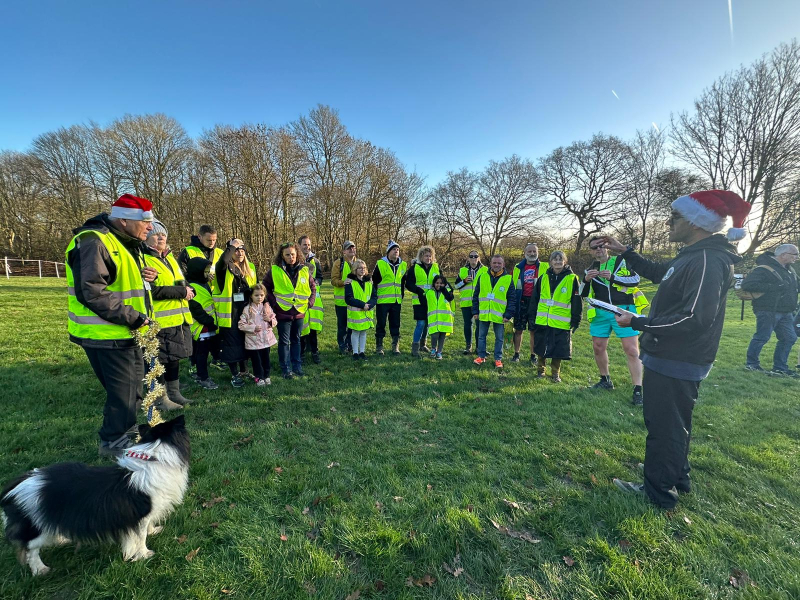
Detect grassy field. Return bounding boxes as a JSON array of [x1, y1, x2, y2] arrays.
[[1, 276, 799, 599]]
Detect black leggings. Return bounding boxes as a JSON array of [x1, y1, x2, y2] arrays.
[[193, 336, 219, 380], [228, 360, 248, 376], [301, 330, 319, 354], [248, 347, 272, 379]]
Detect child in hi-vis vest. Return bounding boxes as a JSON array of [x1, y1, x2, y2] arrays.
[[345, 259, 377, 361], [425, 275, 455, 360]]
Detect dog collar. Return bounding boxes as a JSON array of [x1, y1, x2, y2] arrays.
[[124, 449, 158, 462]]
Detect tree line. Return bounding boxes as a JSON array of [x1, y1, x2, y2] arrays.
[[1, 40, 798, 272]]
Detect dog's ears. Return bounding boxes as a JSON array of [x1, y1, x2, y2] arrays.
[[138, 423, 152, 438]]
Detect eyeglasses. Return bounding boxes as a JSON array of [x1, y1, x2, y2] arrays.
[[234, 246, 246, 252], [469, 254, 479, 258]]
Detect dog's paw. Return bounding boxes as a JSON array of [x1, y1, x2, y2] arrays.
[[148, 525, 163, 536], [130, 549, 154, 561], [31, 565, 51, 576]]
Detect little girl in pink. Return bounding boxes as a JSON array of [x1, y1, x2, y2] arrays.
[[238, 283, 278, 385]]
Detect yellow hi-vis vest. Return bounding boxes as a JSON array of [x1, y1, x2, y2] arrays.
[[189, 283, 216, 340], [145, 252, 193, 328], [425, 289, 453, 334], [333, 259, 352, 307], [585, 256, 649, 322], [184, 246, 223, 273], [346, 279, 374, 330], [412, 262, 439, 306], [536, 272, 578, 330], [271, 264, 311, 314], [512, 261, 549, 296], [376, 259, 407, 304], [477, 271, 512, 323], [213, 262, 257, 328], [458, 265, 488, 308], [302, 260, 324, 335], [66, 229, 152, 341]]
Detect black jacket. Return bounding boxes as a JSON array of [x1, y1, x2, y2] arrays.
[[623, 234, 741, 366], [66, 213, 151, 348], [527, 266, 582, 331], [345, 273, 378, 308], [471, 269, 519, 319], [186, 257, 217, 332], [406, 261, 437, 320], [178, 235, 218, 275], [741, 251, 798, 313], [143, 246, 192, 362], [371, 257, 407, 300]]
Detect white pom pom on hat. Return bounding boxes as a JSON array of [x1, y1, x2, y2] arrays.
[[670, 190, 751, 241]]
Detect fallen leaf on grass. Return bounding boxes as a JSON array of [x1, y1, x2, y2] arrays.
[[330, 406, 337, 412], [419, 429, 429, 434], [273, 466, 283, 474], [589, 474, 599, 485], [426, 484, 433, 491], [210, 522, 219, 529], [375, 501, 384, 510], [563, 556, 575, 567], [306, 529, 319, 540], [190, 510, 200, 518], [302, 507, 310, 515], [233, 434, 254, 449], [503, 499, 520, 509], [202, 495, 226, 508], [618, 539, 631, 550], [344, 591, 361, 600], [489, 519, 541, 544], [372, 416, 378, 425], [729, 568, 754, 589], [374, 579, 386, 591], [405, 574, 437, 587], [285, 505, 294, 513], [594, 449, 605, 456], [222, 478, 231, 486], [221, 589, 232, 595], [280, 533, 288, 542], [176, 535, 188, 544], [393, 496, 404, 502], [466, 504, 474, 512], [228, 503, 236, 509], [442, 553, 464, 577], [312, 494, 332, 507], [353, 417, 361, 423], [327, 461, 340, 468], [185, 547, 200, 562], [683, 516, 692, 525]]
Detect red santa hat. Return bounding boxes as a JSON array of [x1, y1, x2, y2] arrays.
[[671, 190, 751, 241], [110, 194, 154, 221]]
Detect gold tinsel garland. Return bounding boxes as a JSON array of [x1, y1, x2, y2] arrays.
[[133, 320, 165, 428]]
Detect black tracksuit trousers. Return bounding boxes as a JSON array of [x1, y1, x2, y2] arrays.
[[375, 303, 401, 340], [83, 345, 143, 443], [642, 367, 700, 509]]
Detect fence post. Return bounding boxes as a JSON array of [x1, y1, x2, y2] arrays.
[[55, 262, 59, 278], [39, 260, 42, 278], [4, 256, 8, 279]]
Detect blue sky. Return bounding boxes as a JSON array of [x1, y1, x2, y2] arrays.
[[1, 0, 798, 184]]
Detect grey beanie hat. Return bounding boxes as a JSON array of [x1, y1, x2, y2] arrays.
[[386, 239, 399, 254], [146, 219, 168, 238]]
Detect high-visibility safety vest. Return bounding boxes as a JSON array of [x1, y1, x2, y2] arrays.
[[457, 265, 488, 308], [271, 264, 312, 315], [376, 259, 407, 304], [213, 262, 257, 328], [144, 252, 193, 328], [535, 272, 579, 330], [65, 229, 152, 341], [512, 261, 549, 296], [333, 259, 353, 307], [476, 271, 512, 323], [412, 263, 439, 306], [346, 279, 374, 330], [183, 246, 223, 272], [425, 289, 454, 334], [585, 256, 649, 322], [302, 260, 324, 335], [189, 283, 216, 340]]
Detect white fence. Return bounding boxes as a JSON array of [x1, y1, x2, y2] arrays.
[[3, 257, 65, 279]]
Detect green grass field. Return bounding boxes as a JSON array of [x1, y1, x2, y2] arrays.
[[1, 277, 799, 599]]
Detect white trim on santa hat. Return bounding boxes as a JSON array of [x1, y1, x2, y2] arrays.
[[671, 195, 726, 233], [110, 206, 154, 221]]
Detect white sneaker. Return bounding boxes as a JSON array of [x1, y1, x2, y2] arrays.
[[264, 377, 271, 385], [255, 378, 266, 387]]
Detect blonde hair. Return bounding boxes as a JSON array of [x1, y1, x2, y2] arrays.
[[231, 239, 254, 280], [352, 259, 367, 275], [416, 245, 436, 263]]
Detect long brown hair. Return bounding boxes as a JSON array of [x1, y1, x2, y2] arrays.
[[274, 241, 303, 267]]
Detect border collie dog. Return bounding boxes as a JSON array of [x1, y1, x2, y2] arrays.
[[1, 415, 190, 575]]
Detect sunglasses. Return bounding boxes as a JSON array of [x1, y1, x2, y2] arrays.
[[234, 246, 246, 252], [469, 254, 479, 258]]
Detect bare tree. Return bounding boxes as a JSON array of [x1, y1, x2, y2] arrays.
[[624, 127, 667, 251]]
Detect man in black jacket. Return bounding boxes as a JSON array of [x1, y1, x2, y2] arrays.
[[742, 245, 799, 375], [601, 190, 750, 509]]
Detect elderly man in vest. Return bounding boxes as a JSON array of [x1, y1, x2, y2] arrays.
[[66, 194, 158, 457], [471, 255, 517, 369], [581, 236, 648, 405]]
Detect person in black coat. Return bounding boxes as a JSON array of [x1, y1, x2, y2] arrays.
[[527, 250, 582, 382], [186, 257, 220, 390]]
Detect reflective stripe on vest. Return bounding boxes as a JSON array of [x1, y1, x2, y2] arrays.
[[477, 272, 512, 323], [145, 252, 193, 328], [65, 229, 152, 340], [586, 257, 648, 322], [425, 289, 454, 333], [189, 283, 216, 340], [272, 265, 311, 314], [458, 265, 488, 308], [412, 263, 439, 306], [377, 259, 407, 304], [333, 260, 352, 307], [212, 262, 257, 328], [536, 273, 577, 330], [346, 279, 374, 330]]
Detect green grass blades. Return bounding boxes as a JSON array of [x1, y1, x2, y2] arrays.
[[1, 277, 799, 599]]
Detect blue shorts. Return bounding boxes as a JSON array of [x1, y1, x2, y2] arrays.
[[589, 304, 639, 339]]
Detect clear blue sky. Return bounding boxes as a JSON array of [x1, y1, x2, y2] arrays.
[[2, 0, 798, 184]]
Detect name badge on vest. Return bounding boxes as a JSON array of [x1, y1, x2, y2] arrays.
[[233, 293, 245, 302], [561, 287, 567, 294], [300, 277, 307, 284], [143, 281, 151, 291], [487, 293, 495, 300], [499, 286, 505, 292], [545, 299, 554, 306]]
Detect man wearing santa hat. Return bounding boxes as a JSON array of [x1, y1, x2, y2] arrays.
[[65, 194, 159, 457], [598, 190, 750, 509]]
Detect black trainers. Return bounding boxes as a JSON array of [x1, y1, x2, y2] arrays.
[[745, 364, 765, 372], [632, 388, 643, 406], [294, 368, 306, 377], [312, 352, 321, 364], [230, 375, 245, 388], [283, 371, 294, 379], [511, 353, 520, 363], [613, 479, 645, 495], [591, 378, 615, 390], [462, 347, 472, 355], [768, 368, 799, 378]]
